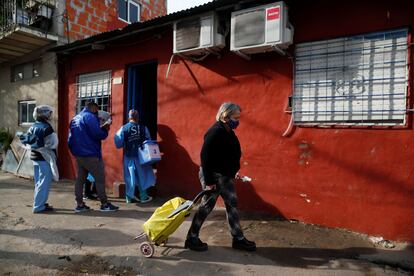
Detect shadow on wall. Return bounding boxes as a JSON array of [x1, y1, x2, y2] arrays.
[[156, 124, 200, 199], [235, 179, 285, 219], [156, 123, 285, 218]]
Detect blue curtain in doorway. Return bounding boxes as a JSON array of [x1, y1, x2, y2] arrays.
[[126, 66, 144, 123]]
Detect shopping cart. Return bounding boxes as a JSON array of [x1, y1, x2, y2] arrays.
[[135, 190, 211, 257]]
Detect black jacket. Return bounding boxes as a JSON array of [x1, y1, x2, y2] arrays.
[[201, 121, 241, 185]]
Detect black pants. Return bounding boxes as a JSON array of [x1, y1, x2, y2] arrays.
[[75, 157, 107, 205], [187, 169, 244, 239], [84, 179, 96, 196]]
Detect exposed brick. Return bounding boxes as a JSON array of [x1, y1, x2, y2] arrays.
[[66, 0, 166, 42], [85, 5, 94, 15], [69, 23, 81, 32], [77, 14, 88, 26]]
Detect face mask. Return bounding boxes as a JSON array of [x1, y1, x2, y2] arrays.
[[228, 118, 240, 129]]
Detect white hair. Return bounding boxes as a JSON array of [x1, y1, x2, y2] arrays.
[[215, 102, 241, 122], [33, 105, 53, 121]]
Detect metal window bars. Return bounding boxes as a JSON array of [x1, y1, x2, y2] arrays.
[[293, 28, 409, 126], [75, 71, 112, 114], [0, 0, 56, 36]]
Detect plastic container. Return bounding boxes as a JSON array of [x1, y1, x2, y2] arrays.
[[138, 140, 161, 165]]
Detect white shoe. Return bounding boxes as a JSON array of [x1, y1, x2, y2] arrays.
[[140, 196, 153, 203]]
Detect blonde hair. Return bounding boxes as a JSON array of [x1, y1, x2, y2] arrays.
[[215, 102, 241, 122]]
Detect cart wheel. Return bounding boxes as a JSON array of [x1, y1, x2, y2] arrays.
[[139, 242, 155, 258]]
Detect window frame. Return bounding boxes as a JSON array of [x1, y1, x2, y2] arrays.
[[292, 28, 410, 128], [18, 100, 36, 126], [118, 0, 140, 24], [11, 60, 41, 82], [75, 70, 112, 114]]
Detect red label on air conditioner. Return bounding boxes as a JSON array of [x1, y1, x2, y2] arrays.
[[267, 7, 280, 20]]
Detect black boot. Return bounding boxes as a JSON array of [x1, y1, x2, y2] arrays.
[[232, 237, 256, 251], [184, 237, 208, 251]]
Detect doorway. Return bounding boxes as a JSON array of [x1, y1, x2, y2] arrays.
[[126, 61, 158, 139]]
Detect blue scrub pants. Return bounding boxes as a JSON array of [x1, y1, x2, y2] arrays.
[[32, 160, 53, 213], [123, 157, 148, 201]]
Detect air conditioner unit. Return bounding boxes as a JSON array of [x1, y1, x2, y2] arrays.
[[230, 2, 294, 55], [173, 13, 225, 56]]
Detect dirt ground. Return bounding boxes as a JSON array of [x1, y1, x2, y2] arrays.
[[0, 172, 413, 275]]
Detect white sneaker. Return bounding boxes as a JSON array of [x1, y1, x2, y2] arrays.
[[140, 196, 153, 203]]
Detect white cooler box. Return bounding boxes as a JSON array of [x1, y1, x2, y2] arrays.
[[138, 140, 161, 165]]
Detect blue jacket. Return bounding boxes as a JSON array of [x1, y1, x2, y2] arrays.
[[21, 121, 53, 150], [20, 120, 54, 161], [68, 108, 108, 158], [114, 122, 150, 157]]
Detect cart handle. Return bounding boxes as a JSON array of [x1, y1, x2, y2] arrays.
[[166, 190, 214, 219], [192, 189, 214, 205]]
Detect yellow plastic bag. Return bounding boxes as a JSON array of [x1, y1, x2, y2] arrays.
[[143, 197, 190, 244]]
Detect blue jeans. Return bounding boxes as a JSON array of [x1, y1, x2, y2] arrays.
[[33, 160, 52, 213]]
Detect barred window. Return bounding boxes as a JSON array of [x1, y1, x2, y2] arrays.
[[75, 71, 112, 114], [293, 28, 409, 126]]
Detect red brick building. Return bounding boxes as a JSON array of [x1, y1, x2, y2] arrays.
[[54, 0, 414, 241], [65, 0, 167, 41]]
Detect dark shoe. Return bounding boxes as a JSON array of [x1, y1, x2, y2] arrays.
[[232, 237, 256, 251], [185, 237, 208, 251], [100, 202, 119, 212], [75, 203, 91, 213], [44, 203, 53, 209]]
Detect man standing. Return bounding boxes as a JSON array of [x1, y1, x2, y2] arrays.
[[68, 102, 119, 212]]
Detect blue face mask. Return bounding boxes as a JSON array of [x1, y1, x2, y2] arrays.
[[228, 118, 240, 129]]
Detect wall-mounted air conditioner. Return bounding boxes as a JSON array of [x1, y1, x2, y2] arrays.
[[230, 2, 294, 55], [173, 13, 225, 56]]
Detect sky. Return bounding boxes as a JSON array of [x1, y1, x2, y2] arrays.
[[167, 0, 212, 14]]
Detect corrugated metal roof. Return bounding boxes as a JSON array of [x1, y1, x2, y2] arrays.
[[52, 0, 273, 53]]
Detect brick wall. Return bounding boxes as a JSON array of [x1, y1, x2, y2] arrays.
[[65, 0, 167, 42]]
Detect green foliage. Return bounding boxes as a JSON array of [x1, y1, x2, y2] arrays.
[[0, 127, 13, 152]]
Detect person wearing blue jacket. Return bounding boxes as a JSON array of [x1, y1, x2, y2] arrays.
[[20, 105, 58, 213], [68, 101, 119, 212], [114, 109, 154, 203]]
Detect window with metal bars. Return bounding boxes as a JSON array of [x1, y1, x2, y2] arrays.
[[293, 28, 409, 126], [75, 71, 112, 114]]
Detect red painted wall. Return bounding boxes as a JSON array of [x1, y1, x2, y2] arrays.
[[59, 0, 414, 241], [65, 0, 167, 41]]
